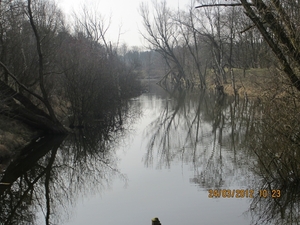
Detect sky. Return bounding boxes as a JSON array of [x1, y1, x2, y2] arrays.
[[57, 0, 196, 48]]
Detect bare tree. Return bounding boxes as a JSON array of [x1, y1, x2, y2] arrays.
[[139, 0, 186, 88], [174, 2, 207, 88], [0, 0, 66, 133], [196, 0, 300, 91], [27, 0, 58, 123]]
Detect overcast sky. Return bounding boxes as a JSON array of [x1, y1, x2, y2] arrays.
[[57, 0, 196, 48]]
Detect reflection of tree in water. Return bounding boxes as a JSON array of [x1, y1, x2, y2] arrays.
[[144, 89, 259, 188], [246, 97, 300, 225], [144, 89, 300, 225], [0, 135, 65, 225], [0, 100, 142, 225]]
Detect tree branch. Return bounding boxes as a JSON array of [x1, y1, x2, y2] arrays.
[[195, 3, 246, 9], [240, 24, 256, 33], [0, 61, 46, 104], [27, 0, 58, 122]]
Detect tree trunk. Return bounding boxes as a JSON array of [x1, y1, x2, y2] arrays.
[[240, 0, 300, 91]]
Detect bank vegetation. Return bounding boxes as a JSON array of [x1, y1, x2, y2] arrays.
[[0, 0, 141, 136], [139, 0, 300, 96]]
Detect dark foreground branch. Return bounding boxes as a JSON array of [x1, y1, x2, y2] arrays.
[[27, 0, 58, 123]]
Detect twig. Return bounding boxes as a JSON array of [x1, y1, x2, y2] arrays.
[[240, 24, 256, 33], [195, 3, 245, 9]]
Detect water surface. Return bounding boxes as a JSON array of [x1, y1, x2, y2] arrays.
[[1, 86, 299, 225], [63, 91, 256, 225]]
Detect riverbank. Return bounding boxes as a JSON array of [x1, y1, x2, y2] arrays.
[[0, 115, 39, 172], [206, 67, 292, 99], [207, 68, 274, 98], [144, 67, 286, 98], [1, 67, 296, 172]]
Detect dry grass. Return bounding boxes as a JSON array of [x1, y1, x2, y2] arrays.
[[206, 67, 284, 98]]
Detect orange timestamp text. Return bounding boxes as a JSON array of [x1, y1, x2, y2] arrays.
[[259, 189, 281, 198], [208, 189, 281, 198], [208, 189, 254, 198]]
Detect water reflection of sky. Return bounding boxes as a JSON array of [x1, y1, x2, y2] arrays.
[[63, 92, 253, 225]]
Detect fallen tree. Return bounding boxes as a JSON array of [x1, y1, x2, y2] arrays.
[[0, 0, 66, 133], [0, 79, 66, 134]]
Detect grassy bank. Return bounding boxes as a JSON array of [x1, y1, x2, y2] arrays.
[[205, 67, 296, 99]]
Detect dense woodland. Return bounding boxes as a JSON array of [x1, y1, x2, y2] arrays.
[[1, 0, 300, 133], [0, 0, 142, 133]]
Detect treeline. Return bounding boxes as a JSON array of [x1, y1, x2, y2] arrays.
[[119, 47, 166, 79], [139, 0, 300, 91], [0, 0, 141, 132]]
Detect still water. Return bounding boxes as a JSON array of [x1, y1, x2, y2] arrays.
[[63, 94, 253, 225], [1, 85, 299, 225]]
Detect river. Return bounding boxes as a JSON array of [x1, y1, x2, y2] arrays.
[[0, 83, 299, 225]]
